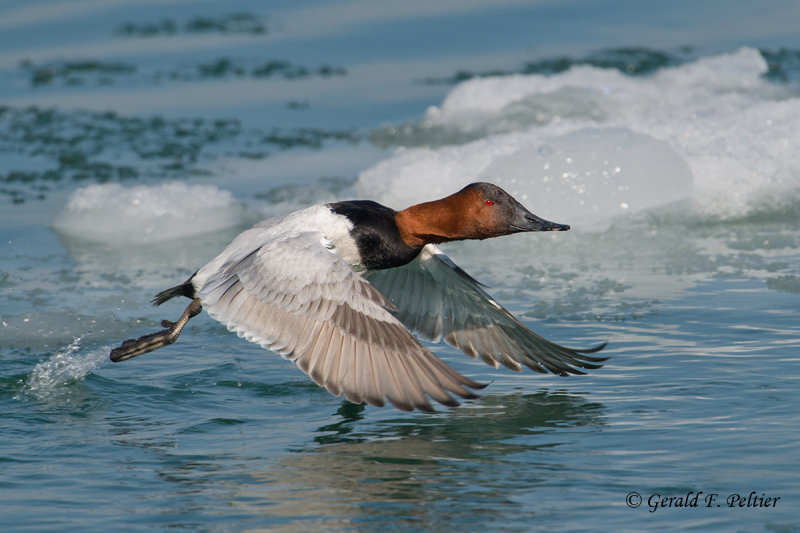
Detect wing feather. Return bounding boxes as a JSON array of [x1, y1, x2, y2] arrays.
[[194, 231, 481, 411], [365, 244, 607, 377]]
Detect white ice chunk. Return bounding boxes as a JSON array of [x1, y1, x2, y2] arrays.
[[53, 182, 246, 244]]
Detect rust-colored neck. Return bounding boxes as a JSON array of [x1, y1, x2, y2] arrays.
[[395, 188, 486, 249]]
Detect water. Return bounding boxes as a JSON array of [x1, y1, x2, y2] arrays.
[[2, 1, 800, 531]]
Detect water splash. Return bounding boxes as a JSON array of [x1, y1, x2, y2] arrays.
[[19, 337, 108, 399]]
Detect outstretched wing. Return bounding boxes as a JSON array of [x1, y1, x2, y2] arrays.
[[194, 232, 483, 412], [364, 245, 607, 376]]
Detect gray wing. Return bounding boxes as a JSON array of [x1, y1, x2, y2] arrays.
[[364, 245, 607, 376], [195, 233, 483, 412]]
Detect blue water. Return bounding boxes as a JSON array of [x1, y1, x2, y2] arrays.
[[2, 1, 800, 531]]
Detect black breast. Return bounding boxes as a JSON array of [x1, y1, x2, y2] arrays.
[[327, 200, 421, 270]]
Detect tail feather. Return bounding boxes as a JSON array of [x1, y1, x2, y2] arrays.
[[152, 273, 197, 306]]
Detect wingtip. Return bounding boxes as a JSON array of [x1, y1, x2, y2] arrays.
[[387, 398, 435, 413], [548, 341, 609, 375], [576, 342, 610, 367], [417, 402, 437, 414], [579, 341, 608, 354], [464, 378, 490, 391]]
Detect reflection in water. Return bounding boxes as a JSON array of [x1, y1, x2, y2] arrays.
[[233, 391, 605, 531]]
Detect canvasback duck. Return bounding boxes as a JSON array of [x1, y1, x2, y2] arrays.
[[110, 182, 606, 412]]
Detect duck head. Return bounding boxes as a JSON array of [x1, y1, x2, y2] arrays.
[[396, 182, 569, 249]]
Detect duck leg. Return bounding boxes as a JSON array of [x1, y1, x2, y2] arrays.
[[110, 298, 202, 362]]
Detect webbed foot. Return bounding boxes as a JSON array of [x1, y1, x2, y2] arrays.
[[110, 298, 202, 362]]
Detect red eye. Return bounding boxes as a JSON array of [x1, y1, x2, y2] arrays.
[[485, 200, 493, 206]]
